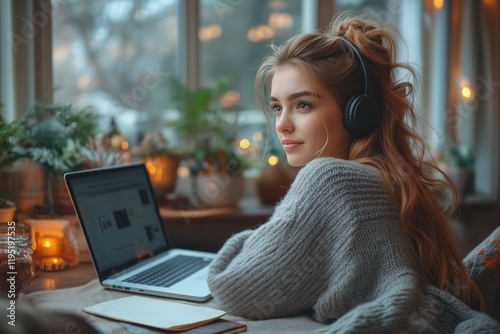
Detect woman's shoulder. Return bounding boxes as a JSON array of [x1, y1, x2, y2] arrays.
[[287, 157, 384, 202], [298, 157, 378, 181]]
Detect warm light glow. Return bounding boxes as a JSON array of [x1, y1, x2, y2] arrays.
[[77, 74, 90, 89], [41, 257, 67, 271], [221, 90, 240, 108], [268, 13, 293, 29], [199, 24, 222, 41], [42, 278, 56, 290], [433, 0, 444, 10], [461, 86, 473, 99], [268, 155, 279, 166], [177, 166, 190, 177], [247, 25, 275, 42], [459, 78, 474, 99], [483, 0, 495, 8], [110, 134, 128, 151], [239, 139, 251, 150], [260, 25, 274, 39], [252, 131, 263, 142], [147, 164, 158, 175], [37, 236, 61, 258]]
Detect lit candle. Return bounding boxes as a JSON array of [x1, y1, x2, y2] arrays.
[[37, 236, 61, 257], [41, 257, 68, 272]]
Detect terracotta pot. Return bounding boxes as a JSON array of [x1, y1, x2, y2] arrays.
[[446, 167, 474, 196], [256, 166, 293, 204], [51, 176, 75, 216], [186, 174, 246, 209], [0, 158, 45, 215], [144, 155, 180, 200], [0, 207, 16, 223]]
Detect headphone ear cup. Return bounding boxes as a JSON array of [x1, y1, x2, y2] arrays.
[[343, 94, 380, 137], [343, 94, 363, 135]]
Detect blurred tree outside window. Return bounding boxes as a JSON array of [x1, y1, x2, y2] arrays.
[[52, 0, 178, 147]]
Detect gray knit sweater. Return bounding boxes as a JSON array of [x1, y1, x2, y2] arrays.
[[208, 158, 500, 333]]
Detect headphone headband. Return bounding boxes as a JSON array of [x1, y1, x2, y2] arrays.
[[334, 37, 374, 98]]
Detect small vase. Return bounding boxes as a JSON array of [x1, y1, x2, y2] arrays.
[[0, 158, 45, 215], [0, 207, 16, 223], [51, 176, 75, 216], [256, 166, 293, 205], [144, 154, 180, 201], [185, 174, 246, 209]]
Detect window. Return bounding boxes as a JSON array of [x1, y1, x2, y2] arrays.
[[52, 0, 178, 146], [51, 0, 313, 167], [335, 0, 499, 201], [199, 0, 303, 110], [2, 0, 497, 200]]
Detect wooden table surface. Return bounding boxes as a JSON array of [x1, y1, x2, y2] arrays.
[[24, 198, 275, 293], [26, 262, 97, 293]]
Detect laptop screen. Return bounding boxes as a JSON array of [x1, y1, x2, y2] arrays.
[[65, 163, 169, 277]]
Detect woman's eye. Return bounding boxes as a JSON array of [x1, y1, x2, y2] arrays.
[[272, 105, 282, 113], [298, 102, 311, 110]]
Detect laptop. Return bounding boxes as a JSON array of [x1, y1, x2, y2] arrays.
[[64, 162, 216, 302]]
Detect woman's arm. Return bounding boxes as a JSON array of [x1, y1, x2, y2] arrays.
[[208, 158, 350, 319]]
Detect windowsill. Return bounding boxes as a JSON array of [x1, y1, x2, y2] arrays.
[[460, 193, 498, 207]]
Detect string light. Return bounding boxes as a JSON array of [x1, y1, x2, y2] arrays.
[[268, 155, 279, 166], [433, 0, 444, 10], [461, 86, 473, 99], [239, 139, 251, 150], [460, 78, 474, 100]]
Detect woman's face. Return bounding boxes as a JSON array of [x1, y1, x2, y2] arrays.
[[270, 64, 351, 166]]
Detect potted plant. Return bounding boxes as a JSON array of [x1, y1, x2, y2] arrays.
[[0, 104, 20, 220], [0, 195, 16, 223], [12, 101, 100, 215], [167, 77, 249, 208], [442, 143, 474, 196], [131, 130, 180, 201], [0, 104, 20, 167]]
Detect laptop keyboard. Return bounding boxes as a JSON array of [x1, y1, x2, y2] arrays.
[[124, 255, 212, 288]]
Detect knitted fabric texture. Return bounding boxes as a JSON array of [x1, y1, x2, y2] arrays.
[[208, 158, 500, 333], [464, 226, 500, 322]]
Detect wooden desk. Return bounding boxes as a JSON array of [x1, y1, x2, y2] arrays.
[[26, 262, 97, 293], [161, 198, 274, 252]]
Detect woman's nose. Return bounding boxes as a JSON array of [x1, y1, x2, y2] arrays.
[[275, 110, 294, 133]]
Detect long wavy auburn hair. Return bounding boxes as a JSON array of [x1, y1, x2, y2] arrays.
[[254, 14, 483, 309]]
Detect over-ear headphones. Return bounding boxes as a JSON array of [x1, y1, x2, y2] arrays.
[[333, 37, 381, 137]]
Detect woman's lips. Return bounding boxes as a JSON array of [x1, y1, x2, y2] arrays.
[[281, 140, 303, 152]]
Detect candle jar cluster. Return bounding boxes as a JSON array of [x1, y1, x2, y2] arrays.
[[0, 222, 34, 296], [26, 219, 79, 272]]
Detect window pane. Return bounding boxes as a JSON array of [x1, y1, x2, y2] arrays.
[[335, 0, 400, 26], [199, 0, 303, 111], [52, 0, 178, 146]]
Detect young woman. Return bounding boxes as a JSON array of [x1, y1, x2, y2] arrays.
[[207, 15, 500, 332]]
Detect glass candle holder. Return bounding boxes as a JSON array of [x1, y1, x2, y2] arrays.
[[25, 219, 79, 272], [0, 222, 34, 297]]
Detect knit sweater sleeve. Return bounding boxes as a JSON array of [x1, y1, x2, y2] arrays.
[[207, 157, 378, 319]]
